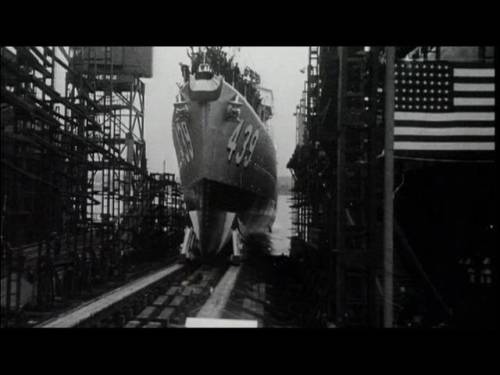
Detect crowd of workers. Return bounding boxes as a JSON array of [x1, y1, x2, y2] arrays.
[[287, 140, 333, 200], [182, 47, 263, 111]]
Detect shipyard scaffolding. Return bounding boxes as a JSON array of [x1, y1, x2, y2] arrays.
[[1, 47, 185, 327], [390, 46, 496, 328], [66, 47, 150, 266], [288, 46, 496, 328], [288, 47, 387, 327]]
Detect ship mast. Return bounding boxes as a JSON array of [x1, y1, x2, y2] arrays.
[[186, 47, 265, 116]]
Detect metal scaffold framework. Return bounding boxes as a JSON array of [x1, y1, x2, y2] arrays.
[[288, 47, 388, 327], [288, 46, 496, 328], [1, 47, 185, 326], [66, 46, 148, 265]]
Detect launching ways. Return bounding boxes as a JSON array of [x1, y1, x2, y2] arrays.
[[36, 260, 252, 328], [179, 226, 243, 265]]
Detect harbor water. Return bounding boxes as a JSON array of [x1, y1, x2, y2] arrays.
[[269, 195, 292, 256]]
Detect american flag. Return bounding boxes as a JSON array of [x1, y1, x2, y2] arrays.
[[394, 60, 495, 160]]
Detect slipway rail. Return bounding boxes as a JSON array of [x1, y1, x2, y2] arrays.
[[196, 266, 241, 319], [38, 263, 185, 328]]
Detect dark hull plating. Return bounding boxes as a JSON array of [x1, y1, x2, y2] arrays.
[[172, 78, 277, 257]]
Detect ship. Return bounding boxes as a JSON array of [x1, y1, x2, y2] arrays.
[[172, 50, 277, 261]]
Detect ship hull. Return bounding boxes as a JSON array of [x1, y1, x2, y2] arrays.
[[172, 77, 277, 257]]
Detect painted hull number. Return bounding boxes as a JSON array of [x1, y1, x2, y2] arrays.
[[227, 120, 259, 168], [176, 121, 194, 166]]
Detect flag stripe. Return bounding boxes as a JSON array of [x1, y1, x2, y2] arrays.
[[395, 150, 495, 162], [453, 90, 494, 98], [453, 83, 494, 92], [395, 120, 494, 128], [453, 97, 495, 106], [452, 76, 494, 84], [394, 142, 495, 151], [451, 62, 495, 69], [453, 68, 495, 77], [452, 105, 495, 113], [395, 112, 494, 121], [394, 127, 494, 136], [395, 136, 494, 143], [392, 150, 495, 156]]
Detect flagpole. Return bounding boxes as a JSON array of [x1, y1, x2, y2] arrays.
[[383, 46, 395, 328]]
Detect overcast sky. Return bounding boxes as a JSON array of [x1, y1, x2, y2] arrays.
[[142, 47, 308, 177]]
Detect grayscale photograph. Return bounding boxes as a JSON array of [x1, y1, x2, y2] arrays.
[[0, 46, 496, 329]]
